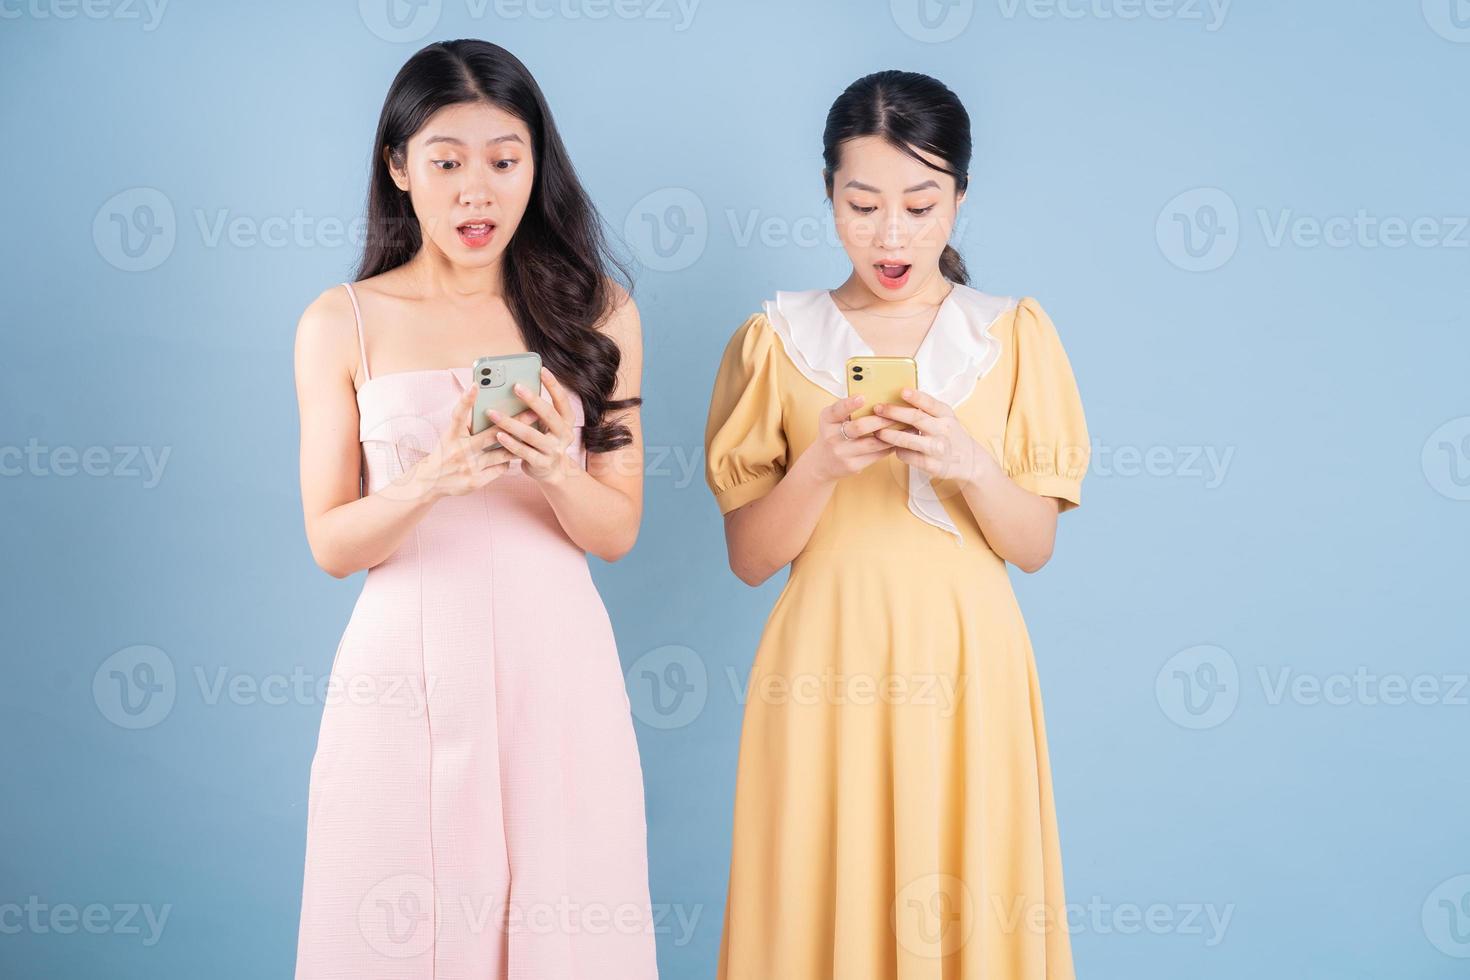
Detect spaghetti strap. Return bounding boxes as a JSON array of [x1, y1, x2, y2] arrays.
[[341, 282, 371, 383]]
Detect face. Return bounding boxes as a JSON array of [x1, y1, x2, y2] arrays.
[[387, 100, 535, 268], [827, 135, 965, 299]]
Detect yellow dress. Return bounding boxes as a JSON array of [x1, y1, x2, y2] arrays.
[[703, 285, 1089, 980]]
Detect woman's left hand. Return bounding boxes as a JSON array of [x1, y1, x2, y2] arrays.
[[485, 366, 577, 485], [873, 388, 988, 485]]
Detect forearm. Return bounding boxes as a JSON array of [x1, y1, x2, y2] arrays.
[[538, 464, 641, 562], [724, 451, 836, 586], [959, 451, 1058, 572], [307, 469, 440, 578]]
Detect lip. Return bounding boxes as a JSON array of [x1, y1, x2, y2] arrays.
[[874, 261, 912, 291], [456, 219, 496, 249]]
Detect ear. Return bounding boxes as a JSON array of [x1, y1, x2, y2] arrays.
[[956, 175, 968, 207], [821, 167, 833, 201], [385, 145, 409, 193]]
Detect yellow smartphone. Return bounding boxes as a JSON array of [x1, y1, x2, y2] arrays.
[[845, 355, 917, 419]]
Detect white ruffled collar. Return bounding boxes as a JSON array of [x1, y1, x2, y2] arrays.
[[763, 283, 1018, 546]]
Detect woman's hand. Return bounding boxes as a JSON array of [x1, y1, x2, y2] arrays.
[[405, 386, 525, 501], [800, 394, 899, 485], [485, 366, 578, 484], [872, 387, 986, 485]]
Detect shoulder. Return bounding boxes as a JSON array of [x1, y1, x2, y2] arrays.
[[943, 282, 1019, 324], [955, 289, 1060, 343], [297, 282, 355, 332], [1014, 294, 1051, 320], [995, 295, 1081, 386], [1010, 295, 1059, 333], [722, 310, 778, 359], [294, 283, 359, 381], [737, 286, 835, 346]]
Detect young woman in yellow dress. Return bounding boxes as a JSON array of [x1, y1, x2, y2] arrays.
[[704, 70, 1090, 979]]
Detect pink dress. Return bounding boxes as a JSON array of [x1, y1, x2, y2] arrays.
[[294, 282, 658, 979]]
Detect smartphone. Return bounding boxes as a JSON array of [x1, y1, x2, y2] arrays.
[[845, 355, 917, 420], [470, 352, 542, 435]]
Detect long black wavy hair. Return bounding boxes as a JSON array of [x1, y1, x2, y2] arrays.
[[821, 70, 972, 285], [356, 39, 638, 452]]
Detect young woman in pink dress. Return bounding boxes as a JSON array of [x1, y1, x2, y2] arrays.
[[291, 40, 657, 979]]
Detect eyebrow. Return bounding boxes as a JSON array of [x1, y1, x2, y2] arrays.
[[423, 134, 525, 147], [844, 178, 941, 194]]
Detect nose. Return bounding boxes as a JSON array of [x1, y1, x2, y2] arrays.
[[458, 169, 494, 210], [875, 208, 908, 249]]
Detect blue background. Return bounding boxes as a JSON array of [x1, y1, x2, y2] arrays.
[[3, 0, 1467, 976]]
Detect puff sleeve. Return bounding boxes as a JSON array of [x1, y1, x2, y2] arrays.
[[1001, 298, 1091, 511], [704, 313, 789, 514]]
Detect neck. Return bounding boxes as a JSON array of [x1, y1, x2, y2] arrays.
[[833, 266, 951, 312], [406, 241, 508, 302]]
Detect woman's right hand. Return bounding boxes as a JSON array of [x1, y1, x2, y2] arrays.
[[407, 386, 528, 501], [800, 394, 900, 485]]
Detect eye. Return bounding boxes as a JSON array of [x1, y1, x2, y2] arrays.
[[431, 159, 460, 171], [493, 158, 519, 171], [848, 203, 878, 215], [908, 205, 935, 216]]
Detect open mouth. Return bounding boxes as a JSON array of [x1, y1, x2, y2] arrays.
[[875, 262, 912, 289], [457, 220, 496, 248]]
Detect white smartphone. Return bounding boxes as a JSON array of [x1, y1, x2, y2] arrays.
[[470, 352, 542, 435]]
